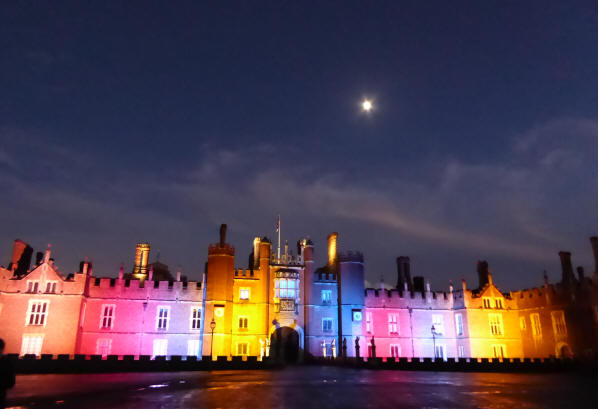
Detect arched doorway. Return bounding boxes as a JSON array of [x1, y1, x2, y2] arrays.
[[270, 326, 299, 363]]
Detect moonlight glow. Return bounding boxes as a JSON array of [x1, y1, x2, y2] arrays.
[[362, 99, 373, 112]]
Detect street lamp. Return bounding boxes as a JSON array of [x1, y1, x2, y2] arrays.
[[210, 318, 216, 358], [431, 324, 438, 359]]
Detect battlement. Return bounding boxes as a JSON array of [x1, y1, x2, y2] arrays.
[[315, 269, 337, 282], [90, 276, 202, 291], [208, 243, 235, 256], [364, 287, 454, 308], [338, 251, 364, 263], [234, 269, 257, 278]]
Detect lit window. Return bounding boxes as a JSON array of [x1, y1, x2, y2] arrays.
[[322, 318, 333, 332], [488, 313, 504, 336], [432, 314, 444, 335], [388, 314, 398, 334], [390, 344, 401, 358], [495, 298, 504, 309], [455, 313, 464, 336], [187, 339, 200, 356], [26, 281, 39, 293], [482, 297, 492, 308], [96, 339, 111, 358], [276, 278, 297, 299], [190, 307, 201, 330], [100, 304, 115, 329], [20, 335, 43, 356], [27, 300, 48, 326], [492, 344, 506, 358], [237, 342, 249, 356], [531, 313, 542, 340], [156, 306, 170, 330], [365, 311, 372, 333], [45, 281, 57, 293], [239, 288, 250, 300], [238, 316, 248, 329], [551, 311, 567, 337], [153, 339, 168, 357], [321, 290, 332, 304], [519, 316, 526, 331]]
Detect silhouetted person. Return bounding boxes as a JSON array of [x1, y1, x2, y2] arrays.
[[0, 339, 15, 409]]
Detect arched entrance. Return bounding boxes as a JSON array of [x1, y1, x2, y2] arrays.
[[556, 342, 573, 358], [270, 326, 300, 363]]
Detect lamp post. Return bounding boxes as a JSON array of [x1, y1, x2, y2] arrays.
[[210, 318, 216, 359], [431, 324, 438, 359]]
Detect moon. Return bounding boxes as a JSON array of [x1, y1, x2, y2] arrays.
[[362, 99, 373, 112]]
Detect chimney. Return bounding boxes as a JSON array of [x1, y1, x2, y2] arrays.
[[148, 265, 154, 281], [327, 232, 338, 266], [133, 243, 150, 275], [35, 252, 43, 266], [396, 256, 412, 291], [219, 224, 227, 247], [253, 237, 261, 268], [590, 236, 598, 275], [176, 270, 182, 282], [82, 258, 89, 275], [476, 261, 489, 289], [43, 244, 51, 264], [558, 251, 576, 285], [576, 266, 585, 282], [118, 263, 124, 280], [9, 239, 33, 276]]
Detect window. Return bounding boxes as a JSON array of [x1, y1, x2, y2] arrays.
[[100, 304, 115, 329], [492, 344, 506, 358], [455, 313, 464, 336], [551, 311, 567, 337], [321, 290, 332, 304], [187, 339, 200, 356], [458, 345, 465, 358], [237, 342, 249, 356], [388, 314, 398, 334], [238, 316, 248, 329], [322, 318, 333, 332], [494, 298, 504, 309], [20, 335, 43, 356], [531, 313, 542, 340], [153, 339, 168, 357], [276, 278, 297, 299], [390, 344, 401, 358], [190, 307, 201, 330], [45, 281, 57, 293], [27, 301, 48, 326], [432, 314, 444, 335], [366, 311, 372, 333], [96, 339, 111, 358], [519, 316, 526, 331], [488, 313, 504, 336], [26, 281, 39, 293], [434, 344, 445, 359], [239, 288, 250, 300], [156, 306, 170, 330], [482, 297, 492, 308]]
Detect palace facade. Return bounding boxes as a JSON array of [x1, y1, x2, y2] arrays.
[[1, 227, 597, 361]]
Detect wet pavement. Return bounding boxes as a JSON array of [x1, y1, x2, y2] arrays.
[[6, 367, 594, 409]]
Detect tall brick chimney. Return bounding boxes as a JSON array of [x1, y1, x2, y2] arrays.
[[477, 260, 489, 289], [396, 256, 412, 291], [327, 232, 338, 266], [590, 236, 598, 275], [558, 251, 576, 286], [9, 239, 33, 276]]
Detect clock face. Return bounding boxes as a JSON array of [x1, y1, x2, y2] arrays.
[[215, 307, 224, 317], [353, 311, 362, 321]]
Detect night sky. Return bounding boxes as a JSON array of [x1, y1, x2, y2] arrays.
[[1, 1, 597, 290]]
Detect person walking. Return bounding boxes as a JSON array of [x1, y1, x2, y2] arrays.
[[0, 339, 15, 409]]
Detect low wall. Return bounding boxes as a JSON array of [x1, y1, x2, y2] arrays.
[[5, 354, 592, 374]]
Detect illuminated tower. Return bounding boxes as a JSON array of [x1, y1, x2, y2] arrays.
[[132, 243, 150, 279], [204, 224, 235, 357]]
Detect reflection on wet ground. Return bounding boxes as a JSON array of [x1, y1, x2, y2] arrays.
[[6, 367, 593, 409]]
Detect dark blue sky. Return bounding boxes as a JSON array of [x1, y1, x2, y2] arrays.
[[1, 1, 597, 290]]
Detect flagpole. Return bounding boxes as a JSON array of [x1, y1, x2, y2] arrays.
[[277, 214, 281, 262]]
